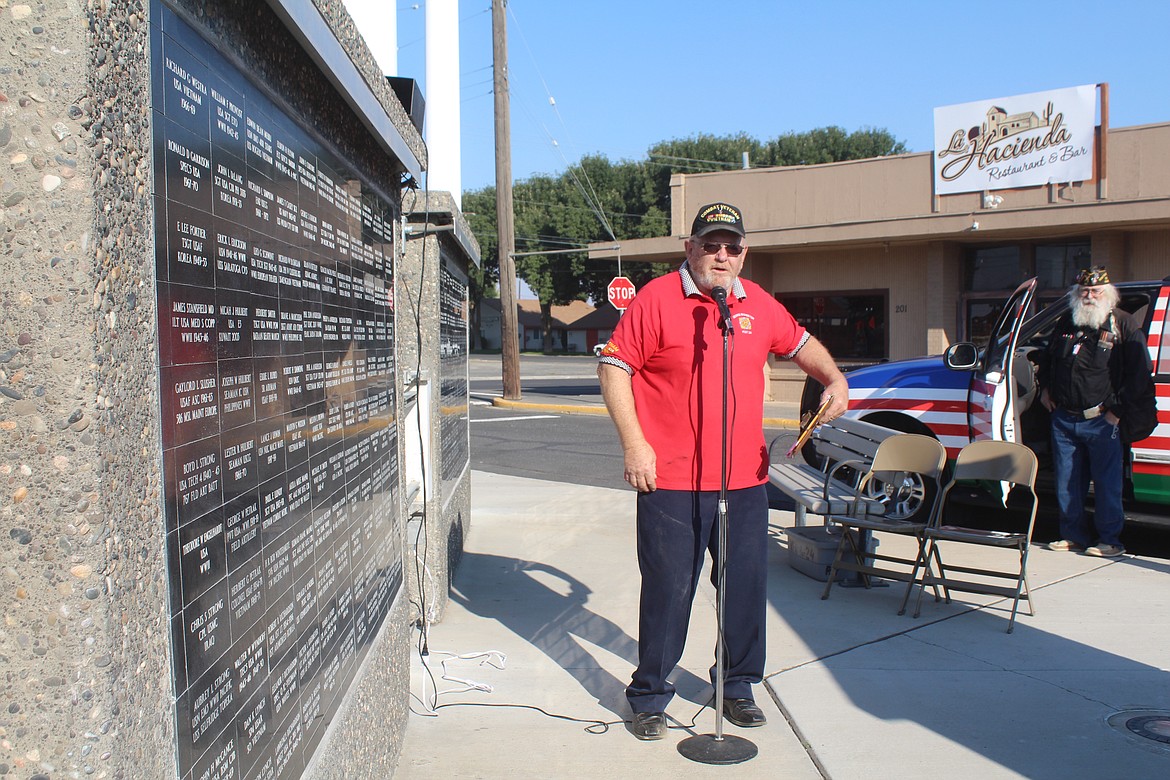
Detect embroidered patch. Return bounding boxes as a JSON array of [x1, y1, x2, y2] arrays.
[[601, 341, 620, 356]]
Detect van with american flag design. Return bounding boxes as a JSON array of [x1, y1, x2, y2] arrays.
[[801, 276, 1169, 525]]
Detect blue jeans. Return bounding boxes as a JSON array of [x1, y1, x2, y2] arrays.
[[627, 485, 768, 713], [1050, 409, 1125, 547]]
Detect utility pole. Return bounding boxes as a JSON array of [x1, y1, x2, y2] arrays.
[[492, 0, 520, 399]]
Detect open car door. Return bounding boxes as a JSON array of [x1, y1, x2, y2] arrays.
[[968, 278, 1038, 443]]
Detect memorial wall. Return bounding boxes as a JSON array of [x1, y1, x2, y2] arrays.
[[0, 0, 432, 777], [398, 189, 477, 627], [153, 5, 404, 776], [438, 259, 469, 496]]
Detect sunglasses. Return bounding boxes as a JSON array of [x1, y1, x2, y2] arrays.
[[698, 241, 745, 257]]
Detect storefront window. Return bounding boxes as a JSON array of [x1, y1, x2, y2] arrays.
[[781, 291, 886, 360], [1036, 241, 1091, 291], [961, 239, 1090, 343], [965, 299, 1005, 347], [966, 246, 1022, 291]]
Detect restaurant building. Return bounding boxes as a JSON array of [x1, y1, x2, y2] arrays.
[[594, 89, 1169, 402]]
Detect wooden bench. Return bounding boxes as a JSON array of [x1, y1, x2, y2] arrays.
[[768, 416, 900, 526]]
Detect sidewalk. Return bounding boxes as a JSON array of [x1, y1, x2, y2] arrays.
[[395, 471, 1170, 779]]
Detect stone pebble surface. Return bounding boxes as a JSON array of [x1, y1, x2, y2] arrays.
[[2, 1, 427, 778], [2, 1, 167, 778]]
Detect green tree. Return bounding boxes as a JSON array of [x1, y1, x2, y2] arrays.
[[643, 133, 764, 215], [762, 126, 907, 166], [513, 170, 607, 351], [461, 188, 500, 350]]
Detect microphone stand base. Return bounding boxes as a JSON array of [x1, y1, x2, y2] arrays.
[[677, 733, 758, 765]]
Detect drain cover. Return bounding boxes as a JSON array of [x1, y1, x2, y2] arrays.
[[1106, 709, 1170, 751], [1125, 715, 1170, 745]]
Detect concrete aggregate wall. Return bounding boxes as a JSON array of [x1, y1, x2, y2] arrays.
[[1, 0, 435, 777], [2, 0, 164, 777], [399, 190, 477, 629]]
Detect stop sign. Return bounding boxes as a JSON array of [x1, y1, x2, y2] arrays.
[[607, 276, 636, 310]]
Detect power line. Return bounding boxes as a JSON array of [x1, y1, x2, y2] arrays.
[[648, 154, 743, 167], [505, 3, 616, 242], [512, 199, 670, 223]]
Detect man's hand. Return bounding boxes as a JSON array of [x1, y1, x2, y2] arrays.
[[820, 378, 849, 422], [1105, 410, 1120, 427], [623, 440, 658, 492], [1040, 388, 1055, 412], [599, 362, 658, 492]]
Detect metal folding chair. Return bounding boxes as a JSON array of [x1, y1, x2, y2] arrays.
[[908, 440, 1039, 633], [820, 434, 947, 604]]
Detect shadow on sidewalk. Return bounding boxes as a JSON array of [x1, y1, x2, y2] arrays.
[[448, 552, 708, 719], [761, 523, 1170, 777]]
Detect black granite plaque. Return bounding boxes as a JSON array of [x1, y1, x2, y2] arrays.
[[153, 4, 401, 777], [440, 260, 470, 490], [162, 203, 215, 291], [234, 679, 273, 775]]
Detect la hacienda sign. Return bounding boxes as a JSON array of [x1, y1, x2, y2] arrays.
[[933, 84, 1096, 195]]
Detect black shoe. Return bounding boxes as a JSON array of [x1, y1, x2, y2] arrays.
[[722, 698, 767, 728], [631, 711, 667, 741]]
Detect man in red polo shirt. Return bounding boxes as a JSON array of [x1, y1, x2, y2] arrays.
[[598, 202, 848, 741]]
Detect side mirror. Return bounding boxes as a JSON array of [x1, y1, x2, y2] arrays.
[[944, 342, 980, 371]]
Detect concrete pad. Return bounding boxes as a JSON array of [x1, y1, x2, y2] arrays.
[[395, 471, 1170, 778], [396, 473, 821, 777]]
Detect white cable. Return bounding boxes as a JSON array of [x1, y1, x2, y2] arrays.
[[431, 649, 508, 667], [413, 650, 508, 706]]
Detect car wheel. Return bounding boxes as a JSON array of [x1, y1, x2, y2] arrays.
[[857, 412, 942, 523], [862, 470, 932, 522]]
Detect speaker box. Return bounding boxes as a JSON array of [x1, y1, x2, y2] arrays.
[[386, 76, 425, 134]]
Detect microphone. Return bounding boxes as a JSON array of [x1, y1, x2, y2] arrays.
[[711, 286, 733, 330]]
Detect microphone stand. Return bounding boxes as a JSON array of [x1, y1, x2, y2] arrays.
[[678, 309, 758, 765]]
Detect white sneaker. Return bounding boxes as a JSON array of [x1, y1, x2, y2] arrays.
[[1085, 544, 1125, 558]]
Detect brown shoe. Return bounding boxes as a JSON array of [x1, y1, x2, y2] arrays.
[[722, 698, 767, 728], [631, 711, 667, 741]]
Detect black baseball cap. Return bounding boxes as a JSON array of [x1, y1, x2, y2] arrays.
[[690, 202, 745, 238]]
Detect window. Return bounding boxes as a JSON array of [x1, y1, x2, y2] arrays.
[[961, 239, 1090, 343], [966, 246, 1021, 292], [966, 300, 1006, 347], [1035, 241, 1091, 292], [781, 291, 887, 361]]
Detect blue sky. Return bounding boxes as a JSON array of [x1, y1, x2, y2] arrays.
[[396, 0, 1170, 194]]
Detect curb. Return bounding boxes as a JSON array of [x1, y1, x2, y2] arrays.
[[490, 397, 610, 415], [489, 396, 801, 428]]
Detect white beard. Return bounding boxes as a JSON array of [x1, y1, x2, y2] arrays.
[[1071, 296, 1111, 329]]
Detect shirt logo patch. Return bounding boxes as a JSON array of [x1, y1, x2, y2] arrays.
[[600, 341, 620, 356], [735, 313, 754, 334]]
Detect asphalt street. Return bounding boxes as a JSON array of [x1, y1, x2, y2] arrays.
[[465, 353, 1170, 558]]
